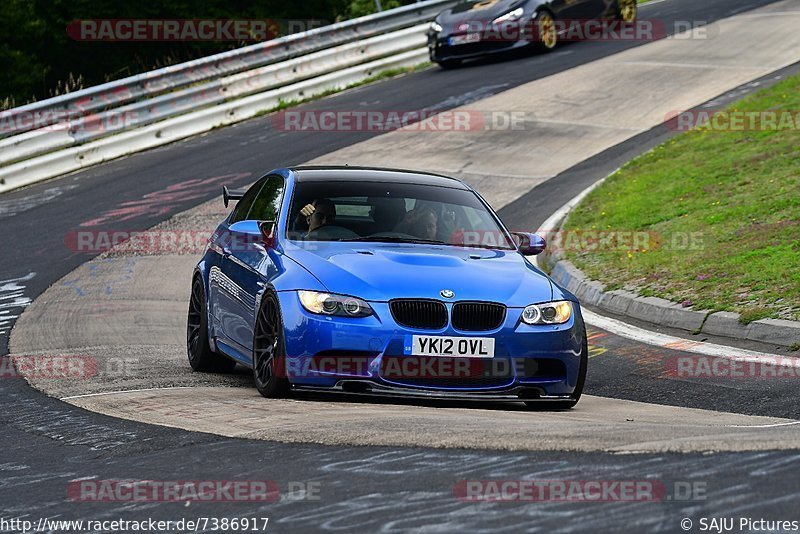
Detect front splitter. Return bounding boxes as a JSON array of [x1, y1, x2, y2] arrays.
[[293, 381, 572, 403]]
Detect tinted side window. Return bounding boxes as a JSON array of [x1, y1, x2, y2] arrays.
[[229, 181, 264, 224], [247, 175, 285, 222]]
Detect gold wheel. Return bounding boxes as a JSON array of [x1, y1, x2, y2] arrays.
[[536, 11, 557, 50], [618, 0, 637, 22]]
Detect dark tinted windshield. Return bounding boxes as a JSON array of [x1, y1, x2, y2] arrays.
[[287, 180, 514, 250]]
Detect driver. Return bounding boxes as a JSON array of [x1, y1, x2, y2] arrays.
[[300, 198, 336, 234]]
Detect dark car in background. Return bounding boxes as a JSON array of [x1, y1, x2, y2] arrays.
[[427, 0, 638, 68]]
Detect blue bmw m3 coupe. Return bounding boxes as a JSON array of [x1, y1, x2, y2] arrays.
[[188, 166, 587, 408]]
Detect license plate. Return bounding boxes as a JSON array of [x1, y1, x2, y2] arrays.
[[449, 33, 481, 45], [404, 335, 495, 358]]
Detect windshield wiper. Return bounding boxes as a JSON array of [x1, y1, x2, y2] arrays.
[[337, 236, 448, 245]]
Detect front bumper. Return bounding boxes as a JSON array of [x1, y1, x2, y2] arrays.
[[277, 292, 585, 398], [427, 28, 531, 62]]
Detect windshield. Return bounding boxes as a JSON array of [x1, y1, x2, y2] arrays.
[[286, 180, 515, 250]]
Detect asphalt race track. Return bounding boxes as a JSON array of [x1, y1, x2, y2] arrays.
[[2, 0, 800, 531]]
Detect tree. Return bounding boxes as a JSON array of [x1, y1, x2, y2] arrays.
[[2, 0, 416, 108]]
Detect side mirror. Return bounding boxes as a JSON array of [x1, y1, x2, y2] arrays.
[[512, 232, 546, 256], [228, 220, 276, 251]]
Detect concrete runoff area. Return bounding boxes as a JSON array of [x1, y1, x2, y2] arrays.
[[10, 0, 800, 453], [67, 389, 800, 454]]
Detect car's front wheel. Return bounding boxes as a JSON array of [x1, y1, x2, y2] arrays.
[[525, 328, 588, 410], [253, 292, 290, 398], [616, 0, 637, 22], [534, 10, 558, 51], [187, 277, 236, 373]]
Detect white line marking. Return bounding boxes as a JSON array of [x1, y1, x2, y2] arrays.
[[61, 386, 202, 401], [733, 11, 800, 18], [728, 421, 800, 429], [583, 308, 794, 363], [454, 171, 555, 181], [0, 185, 79, 219], [526, 117, 644, 132], [613, 61, 771, 71], [0, 272, 35, 336]]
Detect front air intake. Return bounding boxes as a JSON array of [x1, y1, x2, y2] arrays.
[[452, 301, 506, 331], [390, 299, 448, 330]]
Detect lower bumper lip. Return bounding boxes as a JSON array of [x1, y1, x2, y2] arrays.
[[429, 40, 528, 60], [293, 381, 573, 402]]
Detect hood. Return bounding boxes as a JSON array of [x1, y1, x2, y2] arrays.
[[283, 241, 554, 307], [436, 0, 525, 32]]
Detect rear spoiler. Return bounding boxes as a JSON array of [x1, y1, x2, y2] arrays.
[[222, 186, 246, 208]]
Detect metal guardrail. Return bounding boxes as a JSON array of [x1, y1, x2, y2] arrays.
[[0, 25, 428, 168], [0, 0, 456, 193]]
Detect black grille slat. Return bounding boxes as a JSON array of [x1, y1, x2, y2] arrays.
[[390, 300, 505, 331], [452, 302, 506, 332], [390, 299, 447, 330]]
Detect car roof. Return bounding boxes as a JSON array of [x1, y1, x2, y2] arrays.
[[289, 166, 470, 190]]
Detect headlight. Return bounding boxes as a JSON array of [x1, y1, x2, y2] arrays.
[[430, 21, 443, 33], [298, 291, 373, 318], [493, 7, 524, 24], [522, 301, 573, 325]]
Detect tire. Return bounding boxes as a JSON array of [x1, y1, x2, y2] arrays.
[[436, 59, 461, 69], [525, 324, 588, 410], [616, 0, 637, 22], [252, 292, 290, 398], [534, 10, 558, 51], [187, 277, 237, 373]]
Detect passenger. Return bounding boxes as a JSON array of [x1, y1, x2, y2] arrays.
[[438, 206, 458, 243], [394, 206, 439, 240]]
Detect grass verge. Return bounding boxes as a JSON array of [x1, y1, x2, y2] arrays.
[[562, 73, 800, 321]]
